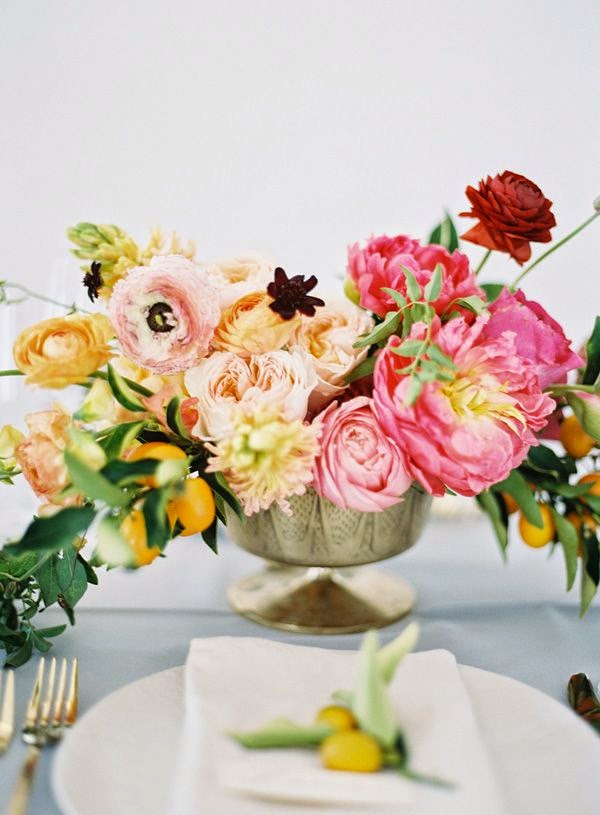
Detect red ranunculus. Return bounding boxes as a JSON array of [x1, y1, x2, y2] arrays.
[[460, 171, 556, 264]]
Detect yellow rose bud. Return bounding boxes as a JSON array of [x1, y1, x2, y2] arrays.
[[13, 313, 114, 388], [0, 424, 25, 459], [212, 291, 300, 358]]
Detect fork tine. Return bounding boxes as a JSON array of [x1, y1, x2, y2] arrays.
[[0, 670, 15, 753], [51, 658, 68, 730], [39, 657, 56, 729], [24, 658, 45, 731], [65, 658, 78, 727]]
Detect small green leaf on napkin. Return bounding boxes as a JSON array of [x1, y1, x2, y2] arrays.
[[233, 719, 334, 749], [352, 631, 396, 749], [377, 622, 420, 684]]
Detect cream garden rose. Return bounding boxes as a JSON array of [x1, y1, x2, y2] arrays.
[[290, 299, 374, 410], [205, 255, 273, 308], [184, 348, 317, 438]]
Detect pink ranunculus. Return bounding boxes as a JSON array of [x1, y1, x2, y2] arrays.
[[312, 396, 412, 512], [108, 255, 220, 374], [373, 317, 555, 497], [346, 234, 483, 319], [483, 288, 584, 389]]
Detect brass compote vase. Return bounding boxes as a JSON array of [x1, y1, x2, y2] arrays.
[[226, 485, 432, 634]]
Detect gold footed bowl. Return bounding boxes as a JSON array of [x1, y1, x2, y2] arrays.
[[226, 486, 432, 634]]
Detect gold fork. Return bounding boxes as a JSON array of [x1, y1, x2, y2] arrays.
[[0, 670, 15, 754], [5, 657, 78, 815]]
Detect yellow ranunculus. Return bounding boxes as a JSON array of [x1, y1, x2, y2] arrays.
[[13, 312, 114, 388], [0, 424, 24, 459], [212, 291, 300, 358]]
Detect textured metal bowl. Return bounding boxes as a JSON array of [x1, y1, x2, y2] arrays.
[[226, 485, 432, 568]]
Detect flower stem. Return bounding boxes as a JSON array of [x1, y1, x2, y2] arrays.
[[474, 249, 492, 276], [0, 282, 91, 314], [510, 211, 600, 291], [0, 369, 23, 377], [545, 383, 597, 395]]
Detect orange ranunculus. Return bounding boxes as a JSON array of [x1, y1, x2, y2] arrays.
[[460, 171, 556, 264], [15, 407, 78, 504], [13, 313, 114, 388], [212, 291, 300, 358]]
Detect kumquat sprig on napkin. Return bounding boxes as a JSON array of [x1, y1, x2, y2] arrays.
[[232, 623, 452, 787]]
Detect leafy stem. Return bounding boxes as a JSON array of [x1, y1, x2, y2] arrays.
[[510, 210, 600, 291], [0, 281, 91, 314], [474, 248, 492, 276]]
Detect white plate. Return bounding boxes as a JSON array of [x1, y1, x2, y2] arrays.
[[52, 664, 600, 815]]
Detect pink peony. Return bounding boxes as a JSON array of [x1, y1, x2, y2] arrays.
[[483, 288, 583, 389], [313, 396, 412, 512], [373, 317, 555, 497], [347, 234, 483, 318], [108, 255, 220, 374]]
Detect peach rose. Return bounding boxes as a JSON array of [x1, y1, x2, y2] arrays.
[[13, 313, 114, 388], [205, 255, 273, 308], [290, 299, 374, 410], [184, 348, 316, 438], [212, 291, 300, 358], [16, 407, 75, 503]]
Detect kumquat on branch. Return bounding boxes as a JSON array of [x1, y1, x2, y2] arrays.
[[1, 174, 600, 666]]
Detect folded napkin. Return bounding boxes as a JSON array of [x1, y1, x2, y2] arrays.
[[167, 637, 507, 815]]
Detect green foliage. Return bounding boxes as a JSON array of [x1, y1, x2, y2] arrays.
[[480, 283, 504, 303], [582, 316, 600, 386], [428, 214, 459, 252], [106, 364, 148, 412]]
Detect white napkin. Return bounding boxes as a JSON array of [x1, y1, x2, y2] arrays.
[[167, 637, 507, 815]]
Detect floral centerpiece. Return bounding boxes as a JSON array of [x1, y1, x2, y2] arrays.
[[1, 171, 599, 665]]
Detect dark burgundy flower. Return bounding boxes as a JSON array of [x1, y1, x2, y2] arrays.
[[460, 171, 556, 264], [83, 261, 103, 302], [267, 266, 325, 320]]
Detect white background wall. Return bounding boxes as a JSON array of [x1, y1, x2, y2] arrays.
[[1, 0, 599, 607]]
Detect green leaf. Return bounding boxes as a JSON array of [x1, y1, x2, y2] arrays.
[[142, 488, 173, 550], [345, 355, 376, 384], [107, 364, 147, 412], [377, 622, 420, 683], [480, 283, 504, 303], [233, 719, 333, 749], [476, 491, 508, 559], [402, 267, 421, 302], [580, 529, 599, 617], [101, 421, 146, 459], [427, 344, 455, 369], [35, 625, 67, 638], [166, 395, 192, 439], [493, 470, 542, 527], [56, 546, 88, 608], [353, 311, 401, 349], [5, 635, 33, 667], [551, 508, 579, 591], [582, 316, 600, 386], [201, 517, 219, 553], [395, 339, 427, 357], [423, 264, 443, 303], [428, 213, 459, 252], [212, 472, 244, 522], [101, 457, 158, 485], [6, 507, 95, 554], [527, 445, 573, 479], [404, 376, 423, 406], [352, 630, 395, 748], [453, 295, 487, 316], [94, 515, 135, 568], [380, 288, 407, 309], [65, 450, 129, 507]]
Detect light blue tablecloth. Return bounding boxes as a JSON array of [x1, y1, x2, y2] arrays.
[[1, 515, 599, 814]]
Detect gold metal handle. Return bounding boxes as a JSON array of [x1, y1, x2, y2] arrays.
[[5, 746, 40, 815]]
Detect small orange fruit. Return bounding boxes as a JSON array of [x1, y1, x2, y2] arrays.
[[128, 442, 187, 487], [578, 473, 600, 500], [167, 477, 215, 536], [559, 415, 595, 459], [315, 705, 357, 732], [120, 510, 160, 566], [320, 730, 382, 773], [518, 504, 555, 548], [501, 493, 519, 515]]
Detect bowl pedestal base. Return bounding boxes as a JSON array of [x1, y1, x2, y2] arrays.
[[227, 564, 415, 634]]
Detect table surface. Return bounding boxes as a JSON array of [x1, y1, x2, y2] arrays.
[[1, 511, 599, 814]]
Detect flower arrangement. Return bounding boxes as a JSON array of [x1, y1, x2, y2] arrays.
[[1, 172, 599, 666]]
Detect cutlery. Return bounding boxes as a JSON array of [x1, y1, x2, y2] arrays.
[[5, 657, 78, 815], [0, 670, 15, 754]]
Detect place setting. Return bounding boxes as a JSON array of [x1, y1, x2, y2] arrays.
[[1, 165, 600, 814]]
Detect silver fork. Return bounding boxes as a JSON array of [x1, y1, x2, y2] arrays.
[[5, 657, 78, 815], [0, 670, 15, 754]]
